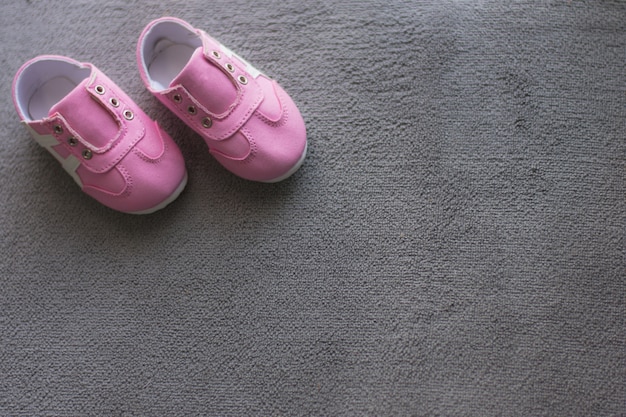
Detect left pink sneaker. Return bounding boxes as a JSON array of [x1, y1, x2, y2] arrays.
[[12, 55, 188, 214], [137, 17, 307, 182]]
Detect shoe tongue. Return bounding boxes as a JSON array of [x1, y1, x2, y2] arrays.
[[49, 75, 119, 149], [169, 46, 238, 115]]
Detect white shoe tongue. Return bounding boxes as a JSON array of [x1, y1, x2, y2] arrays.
[[49, 77, 119, 149], [169, 46, 238, 115]]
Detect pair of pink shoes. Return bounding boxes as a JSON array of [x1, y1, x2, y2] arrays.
[[12, 17, 307, 214]]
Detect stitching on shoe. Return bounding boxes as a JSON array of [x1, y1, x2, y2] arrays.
[[83, 77, 147, 173], [168, 78, 262, 142], [254, 82, 289, 127], [132, 124, 167, 163], [239, 127, 256, 165], [116, 163, 133, 198]]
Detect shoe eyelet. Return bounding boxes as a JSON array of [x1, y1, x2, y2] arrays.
[[95, 85, 105, 95], [173, 94, 182, 103], [67, 137, 77, 147], [187, 105, 197, 115], [123, 110, 134, 120], [202, 117, 213, 128], [225, 63, 235, 72], [53, 125, 63, 134], [109, 97, 119, 107], [212, 50, 221, 59], [238, 75, 248, 85], [82, 149, 93, 160]]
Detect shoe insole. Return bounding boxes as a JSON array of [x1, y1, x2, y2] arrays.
[[28, 76, 78, 121], [148, 41, 196, 91]]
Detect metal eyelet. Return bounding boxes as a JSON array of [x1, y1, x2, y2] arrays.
[[95, 85, 105, 95], [123, 110, 134, 120], [53, 125, 63, 134], [225, 63, 235, 72], [212, 50, 221, 59], [82, 149, 93, 160], [173, 94, 182, 103], [187, 105, 197, 115], [67, 137, 77, 147], [109, 97, 120, 107], [202, 117, 213, 128], [238, 75, 248, 85]]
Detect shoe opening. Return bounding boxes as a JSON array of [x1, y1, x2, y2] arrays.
[[15, 57, 90, 121], [140, 19, 202, 91]]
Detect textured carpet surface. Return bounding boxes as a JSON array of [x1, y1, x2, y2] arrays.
[[0, 1, 624, 416]]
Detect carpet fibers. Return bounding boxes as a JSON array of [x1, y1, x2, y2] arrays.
[[0, 1, 624, 416]]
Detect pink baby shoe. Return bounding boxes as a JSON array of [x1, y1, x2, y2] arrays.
[[137, 17, 307, 182], [12, 55, 187, 214]]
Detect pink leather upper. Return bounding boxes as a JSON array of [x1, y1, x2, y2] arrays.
[[137, 18, 307, 182], [13, 56, 187, 213]]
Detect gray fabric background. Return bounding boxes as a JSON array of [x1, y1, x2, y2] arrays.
[[1, 1, 624, 416]]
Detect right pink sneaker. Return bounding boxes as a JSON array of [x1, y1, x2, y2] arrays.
[[137, 17, 307, 182]]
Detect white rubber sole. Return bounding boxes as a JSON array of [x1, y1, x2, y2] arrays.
[[262, 142, 308, 183], [129, 172, 188, 215]]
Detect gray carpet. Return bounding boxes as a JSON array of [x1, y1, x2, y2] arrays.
[[1, 1, 624, 416]]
